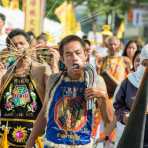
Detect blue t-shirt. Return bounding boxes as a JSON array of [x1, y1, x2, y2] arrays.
[[45, 79, 93, 145]]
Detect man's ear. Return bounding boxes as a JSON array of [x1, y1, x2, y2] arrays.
[[59, 57, 66, 71], [84, 50, 88, 61], [85, 55, 88, 62], [60, 56, 64, 63]]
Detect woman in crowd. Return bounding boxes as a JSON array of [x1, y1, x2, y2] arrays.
[[122, 40, 141, 70], [113, 45, 148, 147]]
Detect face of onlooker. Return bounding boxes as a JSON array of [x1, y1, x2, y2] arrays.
[[10, 35, 30, 51], [107, 38, 120, 55], [126, 42, 137, 60], [84, 42, 93, 62], [36, 39, 47, 48], [133, 53, 140, 71]]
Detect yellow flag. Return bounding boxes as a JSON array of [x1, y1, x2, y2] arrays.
[[9, 0, 19, 9], [35, 137, 43, 148], [55, 1, 80, 37], [46, 33, 54, 43], [101, 24, 113, 36], [24, 0, 45, 36], [1, 0, 10, 7], [55, 1, 67, 23], [117, 21, 125, 39]]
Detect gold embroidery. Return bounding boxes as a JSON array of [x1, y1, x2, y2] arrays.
[[0, 118, 34, 123], [12, 126, 27, 143], [57, 133, 80, 141]]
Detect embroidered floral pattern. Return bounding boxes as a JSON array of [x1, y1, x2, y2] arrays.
[[3, 77, 38, 113], [0, 75, 42, 147]]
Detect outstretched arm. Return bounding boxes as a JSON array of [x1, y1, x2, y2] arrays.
[[99, 94, 113, 123]]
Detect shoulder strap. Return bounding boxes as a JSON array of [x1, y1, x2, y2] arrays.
[[44, 72, 64, 118], [45, 72, 64, 100]]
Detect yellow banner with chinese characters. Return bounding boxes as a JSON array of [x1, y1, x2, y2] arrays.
[[55, 1, 80, 38], [24, 0, 44, 36], [116, 21, 125, 39]]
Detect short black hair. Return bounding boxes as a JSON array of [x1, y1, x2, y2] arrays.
[[37, 33, 47, 42], [82, 35, 88, 40], [0, 13, 6, 22], [59, 35, 85, 57], [27, 31, 36, 39], [6, 29, 31, 49]]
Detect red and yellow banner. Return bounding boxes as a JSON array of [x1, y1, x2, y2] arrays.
[[24, 0, 45, 36]]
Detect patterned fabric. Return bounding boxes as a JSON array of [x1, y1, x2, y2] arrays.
[[101, 56, 127, 84], [0, 75, 42, 147], [92, 109, 116, 143], [44, 139, 93, 148], [128, 44, 148, 88], [91, 110, 101, 138], [101, 56, 128, 98], [44, 76, 93, 146]]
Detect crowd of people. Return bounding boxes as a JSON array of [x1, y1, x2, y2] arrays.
[[0, 12, 148, 148]]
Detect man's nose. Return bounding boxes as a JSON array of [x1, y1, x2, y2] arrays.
[[112, 45, 117, 50], [16, 44, 22, 49], [111, 44, 115, 48], [72, 53, 78, 59]]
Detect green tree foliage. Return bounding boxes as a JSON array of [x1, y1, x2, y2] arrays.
[[45, 0, 136, 21], [45, 0, 65, 21]]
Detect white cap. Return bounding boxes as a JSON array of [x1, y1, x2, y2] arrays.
[[140, 44, 148, 63]]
